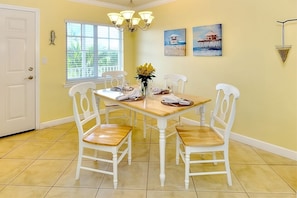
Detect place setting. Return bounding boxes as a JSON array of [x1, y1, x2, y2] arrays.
[[115, 87, 144, 101], [161, 94, 193, 107]]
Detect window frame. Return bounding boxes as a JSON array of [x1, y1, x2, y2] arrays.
[[65, 20, 124, 86]]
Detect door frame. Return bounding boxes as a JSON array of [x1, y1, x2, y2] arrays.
[[0, 3, 40, 130]]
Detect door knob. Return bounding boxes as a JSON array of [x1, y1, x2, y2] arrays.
[[28, 67, 33, 71]]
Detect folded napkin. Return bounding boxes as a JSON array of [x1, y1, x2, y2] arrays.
[[162, 94, 191, 105], [116, 88, 142, 101], [152, 87, 170, 95], [110, 86, 122, 92]]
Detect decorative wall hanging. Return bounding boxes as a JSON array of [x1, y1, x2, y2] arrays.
[[275, 19, 297, 63], [164, 28, 186, 56], [192, 24, 222, 56], [49, 30, 56, 45]]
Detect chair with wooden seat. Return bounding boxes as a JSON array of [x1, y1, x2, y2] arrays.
[[102, 71, 132, 124], [69, 82, 132, 189], [143, 73, 187, 138], [175, 83, 240, 189]]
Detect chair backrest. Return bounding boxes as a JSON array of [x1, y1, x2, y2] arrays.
[[102, 71, 128, 88], [69, 82, 100, 140], [210, 83, 240, 143], [164, 74, 187, 94]]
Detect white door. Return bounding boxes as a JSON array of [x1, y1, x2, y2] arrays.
[[0, 6, 37, 137]]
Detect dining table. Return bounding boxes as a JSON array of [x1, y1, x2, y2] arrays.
[[94, 87, 211, 187]]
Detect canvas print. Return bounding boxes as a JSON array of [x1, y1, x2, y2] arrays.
[[193, 24, 222, 56], [164, 28, 186, 56]]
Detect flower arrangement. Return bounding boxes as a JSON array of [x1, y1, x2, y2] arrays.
[[135, 63, 156, 87]]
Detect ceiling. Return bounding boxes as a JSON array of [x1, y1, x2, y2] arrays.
[[70, 0, 175, 10]]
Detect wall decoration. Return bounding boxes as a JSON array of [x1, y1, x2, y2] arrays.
[[164, 28, 186, 56], [192, 24, 222, 56]]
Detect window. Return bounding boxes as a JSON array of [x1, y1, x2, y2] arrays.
[[66, 21, 123, 83]]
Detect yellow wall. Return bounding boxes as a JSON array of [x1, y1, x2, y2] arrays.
[[0, 0, 296, 152], [0, 0, 135, 122], [135, 0, 297, 151]]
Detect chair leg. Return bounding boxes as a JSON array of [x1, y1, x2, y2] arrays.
[[128, 133, 132, 165], [224, 150, 232, 186], [185, 151, 190, 190], [112, 152, 118, 189], [176, 136, 180, 165], [76, 147, 83, 180], [143, 115, 147, 138]]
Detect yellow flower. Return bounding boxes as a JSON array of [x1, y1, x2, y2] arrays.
[[136, 63, 156, 87]]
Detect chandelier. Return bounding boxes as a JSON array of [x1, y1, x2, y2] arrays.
[[107, 0, 154, 32]]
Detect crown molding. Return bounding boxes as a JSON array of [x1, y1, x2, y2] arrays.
[[69, 0, 175, 10]]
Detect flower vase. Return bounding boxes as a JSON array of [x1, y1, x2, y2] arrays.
[[141, 81, 148, 97], [141, 81, 148, 108]]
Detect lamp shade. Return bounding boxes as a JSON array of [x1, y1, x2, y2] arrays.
[[132, 18, 140, 25], [139, 11, 152, 21], [107, 13, 121, 23], [120, 10, 135, 20]]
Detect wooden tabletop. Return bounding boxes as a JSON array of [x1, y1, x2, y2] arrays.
[[94, 89, 211, 118]]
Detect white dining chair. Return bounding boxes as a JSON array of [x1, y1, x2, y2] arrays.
[[143, 73, 187, 138], [69, 82, 132, 189], [102, 71, 133, 124], [175, 83, 240, 189]]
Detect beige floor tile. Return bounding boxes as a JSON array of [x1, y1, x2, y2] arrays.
[[132, 143, 150, 162], [248, 192, 297, 198], [149, 143, 177, 163], [45, 186, 98, 198], [58, 128, 79, 142], [232, 164, 295, 193], [0, 185, 50, 198], [11, 159, 71, 186], [147, 162, 191, 190], [197, 192, 249, 198], [54, 160, 104, 188], [191, 164, 244, 192], [147, 190, 198, 198], [3, 141, 53, 159], [254, 148, 297, 165], [30, 128, 66, 142], [97, 189, 146, 198], [270, 165, 297, 191], [101, 162, 148, 189], [38, 141, 78, 160], [229, 141, 266, 164], [0, 140, 25, 157], [0, 117, 296, 197], [0, 130, 35, 141], [0, 159, 33, 184]]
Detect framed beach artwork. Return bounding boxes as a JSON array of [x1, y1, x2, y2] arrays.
[[164, 28, 186, 56], [192, 24, 222, 56]]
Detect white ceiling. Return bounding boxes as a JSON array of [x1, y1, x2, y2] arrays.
[[70, 0, 175, 10]]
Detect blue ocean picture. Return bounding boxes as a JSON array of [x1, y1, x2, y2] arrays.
[[193, 24, 222, 56], [164, 28, 186, 56]]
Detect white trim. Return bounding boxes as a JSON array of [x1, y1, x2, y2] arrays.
[[39, 110, 106, 129], [0, 4, 41, 131], [68, 0, 175, 10], [180, 117, 297, 161]]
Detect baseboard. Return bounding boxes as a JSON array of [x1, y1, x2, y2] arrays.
[[39, 110, 107, 129], [180, 117, 297, 161], [39, 116, 74, 129]]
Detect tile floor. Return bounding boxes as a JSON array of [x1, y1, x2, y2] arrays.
[[0, 114, 296, 198]]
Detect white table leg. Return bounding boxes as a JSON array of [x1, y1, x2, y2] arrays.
[[157, 118, 167, 186], [199, 105, 206, 126]]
